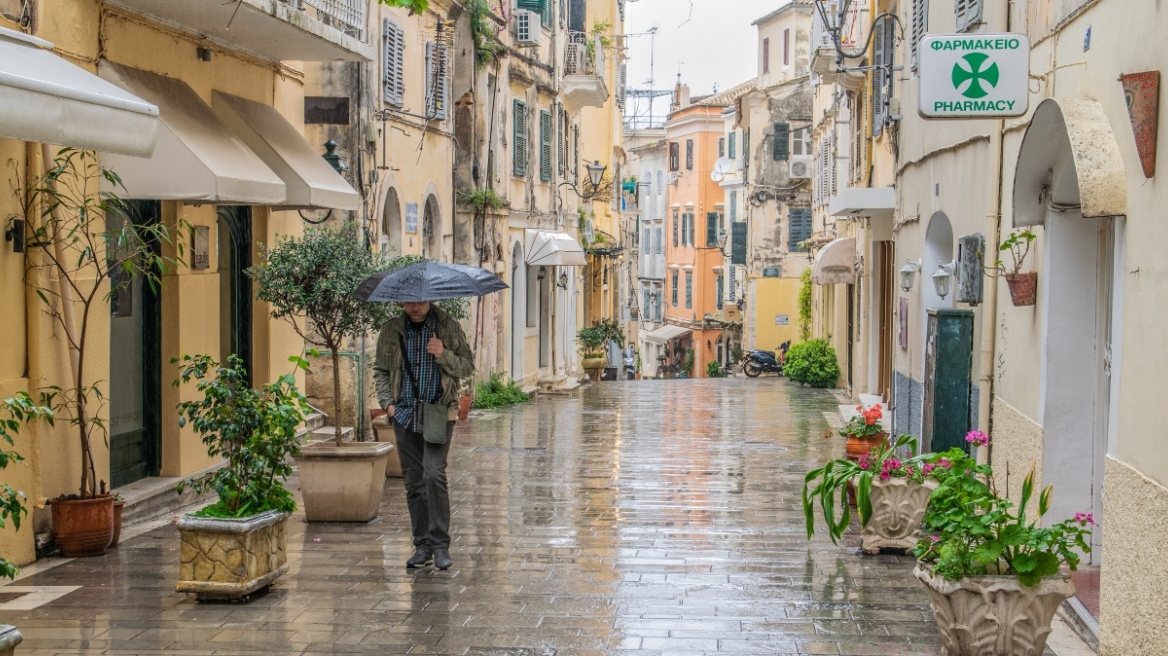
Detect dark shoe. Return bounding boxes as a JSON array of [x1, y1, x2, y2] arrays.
[[433, 547, 452, 571], [406, 546, 432, 568]]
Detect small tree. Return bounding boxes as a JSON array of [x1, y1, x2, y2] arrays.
[[0, 393, 53, 578], [798, 268, 813, 342], [249, 224, 465, 444], [14, 149, 182, 499]]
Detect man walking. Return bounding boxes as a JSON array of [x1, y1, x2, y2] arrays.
[[373, 300, 474, 571]]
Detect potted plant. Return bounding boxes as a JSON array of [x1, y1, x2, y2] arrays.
[[912, 434, 1092, 656], [17, 149, 182, 556], [994, 229, 1038, 307], [248, 224, 397, 522], [577, 326, 607, 381], [705, 360, 724, 378], [803, 435, 951, 553], [840, 403, 888, 462], [680, 348, 695, 379], [784, 339, 841, 388], [172, 354, 309, 601]]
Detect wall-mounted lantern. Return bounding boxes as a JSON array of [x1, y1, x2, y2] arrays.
[[899, 259, 921, 292], [932, 261, 957, 299]]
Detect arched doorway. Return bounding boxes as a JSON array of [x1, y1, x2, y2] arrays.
[[511, 241, 526, 381], [216, 206, 253, 380], [381, 188, 402, 254], [923, 212, 954, 317], [422, 194, 441, 260]]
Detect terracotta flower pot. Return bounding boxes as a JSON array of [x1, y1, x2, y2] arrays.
[[1005, 272, 1038, 306], [51, 495, 114, 557], [110, 499, 126, 548], [914, 565, 1073, 656], [844, 432, 888, 461], [860, 478, 938, 553]]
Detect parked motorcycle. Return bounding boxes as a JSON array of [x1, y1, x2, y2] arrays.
[[742, 341, 791, 378]]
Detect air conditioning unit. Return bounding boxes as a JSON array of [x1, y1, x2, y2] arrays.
[[789, 156, 812, 180], [669, 172, 682, 185], [515, 10, 539, 46]]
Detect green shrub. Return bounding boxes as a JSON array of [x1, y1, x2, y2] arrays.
[[784, 339, 841, 388], [472, 373, 530, 410], [705, 360, 725, 378]]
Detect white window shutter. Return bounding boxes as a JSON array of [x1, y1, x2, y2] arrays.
[[383, 20, 405, 106], [956, 0, 982, 32], [425, 43, 449, 120], [911, 0, 929, 70], [871, 18, 885, 137]]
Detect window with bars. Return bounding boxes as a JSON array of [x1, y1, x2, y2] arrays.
[[669, 142, 680, 171], [513, 99, 527, 176], [539, 110, 552, 182], [789, 207, 812, 252], [382, 19, 405, 106], [425, 42, 449, 120], [685, 139, 694, 170]]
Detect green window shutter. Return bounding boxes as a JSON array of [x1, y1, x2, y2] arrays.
[[672, 211, 679, 246], [706, 212, 719, 247], [672, 271, 678, 306], [516, 0, 543, 11], [716, 275, 724, 309], [513, 100, 527, 176], [773, 122, 790, 161], [542, 0, 553, 27], [539, 110, 552, 182], [789, 208, 811, 251], [728, 132, 736, 159]]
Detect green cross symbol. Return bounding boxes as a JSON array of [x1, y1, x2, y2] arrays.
[[951, 53, 1000, 99]]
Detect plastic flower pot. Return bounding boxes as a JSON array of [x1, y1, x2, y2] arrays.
[[1005, 272, 1038, 307]]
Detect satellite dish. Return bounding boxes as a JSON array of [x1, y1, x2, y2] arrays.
[[713, 158, 733, 175], [710, 170, 725, 182]]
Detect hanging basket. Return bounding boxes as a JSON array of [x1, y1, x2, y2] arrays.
[[1005, 272, 1038, 307]]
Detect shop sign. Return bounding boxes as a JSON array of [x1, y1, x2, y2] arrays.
[[775, 315, 790, 326], [919, 34, 1030, 119]]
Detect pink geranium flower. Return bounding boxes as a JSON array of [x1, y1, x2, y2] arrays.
[[965, 431, 990, 447], [1075, 512, 1095, 526]]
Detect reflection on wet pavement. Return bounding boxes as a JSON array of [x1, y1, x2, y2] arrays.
[[1, 379, 949, 655]]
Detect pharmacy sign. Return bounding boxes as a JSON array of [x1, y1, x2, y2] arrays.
[[919, 34, 1030, 118]]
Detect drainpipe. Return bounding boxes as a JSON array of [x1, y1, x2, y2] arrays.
[[318, 351, 365, 441]]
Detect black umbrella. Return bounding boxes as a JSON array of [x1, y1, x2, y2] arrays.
[[354, 261, 509, 302]]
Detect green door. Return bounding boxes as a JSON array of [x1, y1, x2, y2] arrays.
[[923, 309, 975, 454], [108, 200, 162, 489], [216, 207, 253, 382]]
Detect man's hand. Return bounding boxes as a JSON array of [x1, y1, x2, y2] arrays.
[[385, 405, 395, 417], [427, 336, 445, 358]]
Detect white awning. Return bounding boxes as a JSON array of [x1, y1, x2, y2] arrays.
[[525, 230, 587, 267], [644, 324, 691, 343], [828, 186, 896, 219], [0, 27, 158, 156], [98, 63, 286, 205], [212, 92, 360, 210], [812, 237, 856, 285]]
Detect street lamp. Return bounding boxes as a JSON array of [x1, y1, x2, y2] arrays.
[[932, 261, 957, 299], [717, 229, 728, 251], [899, 259, 922, 292], [586, 160, 607, 188], [321, 140, 347, 173], [557, 270, 569, 289]]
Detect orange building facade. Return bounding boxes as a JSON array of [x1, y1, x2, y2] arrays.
[[661, 91, 727, 379]]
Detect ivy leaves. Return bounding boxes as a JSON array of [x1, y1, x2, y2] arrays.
[[379, 0, 429, 15]]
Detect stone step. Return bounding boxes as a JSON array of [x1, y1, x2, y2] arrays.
[[859, 393, 884, 409], [305, 426, 355, 445], [112, 462, 225, 529], [304, 411, 327, 432]]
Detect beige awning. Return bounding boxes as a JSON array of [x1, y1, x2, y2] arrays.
[[212, 92, 360, 210], [812, 237, 856, 285], [644, 324, 691, 343], [525, 230, 587, 267], [0, 27, 158, 156], [98, 63, 286, 204]]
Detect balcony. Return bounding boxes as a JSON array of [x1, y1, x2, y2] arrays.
[[810, 1, 867, 89], [106, 0, 375, 62], [563, 31, 609, 109]]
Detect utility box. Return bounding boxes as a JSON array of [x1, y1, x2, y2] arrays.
[[956, 233, 985, 305], [922, 309, 975, 454]]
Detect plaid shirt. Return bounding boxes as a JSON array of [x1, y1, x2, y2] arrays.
[[395, 315, 443, 432]]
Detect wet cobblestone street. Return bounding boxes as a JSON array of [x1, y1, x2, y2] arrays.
[[2, 380, 951, 655]]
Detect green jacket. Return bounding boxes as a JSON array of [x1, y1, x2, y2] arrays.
[[372, 306, 475, 419]]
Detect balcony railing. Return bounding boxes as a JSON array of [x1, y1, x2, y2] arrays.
[[291, 0, 366, 41], [565, 31, 605, 77]]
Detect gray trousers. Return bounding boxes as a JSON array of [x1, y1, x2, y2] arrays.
[[394, 421, 454, 549]]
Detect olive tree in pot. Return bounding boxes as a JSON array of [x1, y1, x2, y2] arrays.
[[577, 326, 607, 381], [912, 434, 1093, 656], [0, 393, 54, 654], [172, 354, 308, 601], [16, 149, 183, 557]]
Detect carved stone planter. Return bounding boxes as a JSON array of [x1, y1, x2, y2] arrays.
[[914, 565, 1074, 656], [861, 478, 938, 554], [0, 625, 22, 655], [177, 510, 289, 602]]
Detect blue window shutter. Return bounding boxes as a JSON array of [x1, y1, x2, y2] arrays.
[[773, 123, 790, 161]]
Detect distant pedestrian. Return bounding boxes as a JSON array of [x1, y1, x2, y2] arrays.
[[373, 301, 475, 571]]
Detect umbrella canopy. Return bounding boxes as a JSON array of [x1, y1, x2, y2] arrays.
[[355, 261, 509, 302]]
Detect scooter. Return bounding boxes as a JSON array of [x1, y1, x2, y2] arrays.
[[742, 341, 791, 378]]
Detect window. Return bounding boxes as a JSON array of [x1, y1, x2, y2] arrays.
[[643, 227, 650, 254], [539, 110, 552, 182], [706, 212, 719, 247], [669, 142, 680, 171], [687, 213, 695, 246], [685, 273, 692, 309], [517, 0, 552, 27], [716, 274, 724, 309], [729, 266, 737, 301], [762, 37, 770, 74], [792, 127, 810, 156], [558, 107, 567, 175], [718, 137, 725, 158], [382, 19, 405, 106], [784, 28, 790, 67], [672, 209, 679, 247], [654, 226, 662, 254], [654, 286, 663, 320], [773, 122, 790, 161], [685, 139, 694, 170], [513, 100, 527, 176], [656, 170, 663, 192], [671, 271, 679, 306], [729, 191, 737, 222], [425, 42, 448, 120], [728, 132, 736, 159], [911, 0, 929, 70], [643, 287, 650, 316], [956, 0, 983, 32], [871, 16, 896, 136], [789, 207, 812, 252]]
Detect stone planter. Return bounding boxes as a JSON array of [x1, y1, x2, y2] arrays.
[[860, 478, 938, 553], [0, 625, 22, 655], [370, 416, 403, 478], [177, 510, 289, 602], [582, 357, 606, 381], [914, 565, 1074, 656], [50, 495, 114, 557], [296, 442, 394, 522]]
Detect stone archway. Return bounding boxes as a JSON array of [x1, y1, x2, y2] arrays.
[[381, 187, 402, 254], [423, 194, 441, 261]]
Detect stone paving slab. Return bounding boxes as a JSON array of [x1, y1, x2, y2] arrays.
[[0, 380, 1067, 655]]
